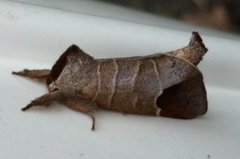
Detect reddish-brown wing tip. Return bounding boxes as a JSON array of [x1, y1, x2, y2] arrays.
[[190, 31, 208, 53]]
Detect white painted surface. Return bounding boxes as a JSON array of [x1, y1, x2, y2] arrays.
[[8, 0, 240, 40], [0, 1, 240, 159]]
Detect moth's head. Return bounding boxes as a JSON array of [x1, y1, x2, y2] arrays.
[[48, 82, 59, 92]]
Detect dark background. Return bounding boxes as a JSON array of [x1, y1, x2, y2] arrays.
[[99, 0, 240, 34]]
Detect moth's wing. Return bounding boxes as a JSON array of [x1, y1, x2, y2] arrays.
[[47, 45, 93, 85], [157, 71, 207, 119]]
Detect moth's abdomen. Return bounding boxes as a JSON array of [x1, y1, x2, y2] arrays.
[[93, 54, 202, 116], [94, 59, 118, 108], [94, 58, 162, 115]]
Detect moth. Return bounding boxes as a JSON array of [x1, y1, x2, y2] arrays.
[[13, 32, 208, 130]]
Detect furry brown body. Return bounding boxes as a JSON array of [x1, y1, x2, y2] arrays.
[[13, 32, 208, 130]]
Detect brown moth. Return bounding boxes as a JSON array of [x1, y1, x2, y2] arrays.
[[13, 32, 208, 130]]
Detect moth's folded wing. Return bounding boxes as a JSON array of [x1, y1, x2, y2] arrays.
[[157, 72, 208, 119]]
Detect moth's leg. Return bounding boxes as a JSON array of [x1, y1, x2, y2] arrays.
[[61, 97, 97, 131], [22, 91, 61, 111], [12, 69, 50, 79]]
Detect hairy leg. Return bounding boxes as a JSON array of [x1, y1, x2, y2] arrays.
[[12, 69, 50, 79], [61, 97, 97, 131], [22, 91, 62, 111]]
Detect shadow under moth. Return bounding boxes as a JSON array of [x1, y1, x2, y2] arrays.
[[13, 31, 208, 130]]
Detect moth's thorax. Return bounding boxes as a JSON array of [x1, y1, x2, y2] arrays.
[[54, 59, 98, 98]]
